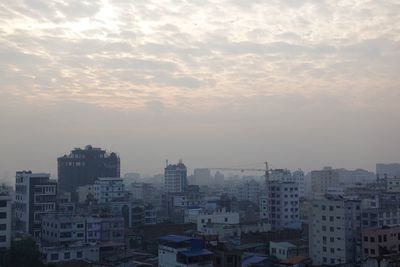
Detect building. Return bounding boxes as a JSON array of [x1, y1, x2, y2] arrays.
[[86, 216, 124, 243], [309, 196, 361, 266], [193, 168, 211, 185], [377, 163, 400, 180], [41, 214, 124, 244], [311, 167, 340, 196], [41, 242, 100, 264], [362, 225, 400, 261], [130, 201, 157, 227], [41, 213, 86, 244], [57, 145, 120, 199], [269, 240, 308, 261], [239, 180, 260, 205], [292, 169, 306, 198], [158, 235, 213, 267], [197, 209, 240, 232], [0, 193, 12, 249], [15, 171, 57, 237], [93, 177, 124, 203], [337, 168, 375, 185], [130, 182, 155, 204], [164, 161, 187, 193], [260, 181, 300, 230]]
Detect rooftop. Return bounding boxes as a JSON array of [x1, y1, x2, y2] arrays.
[[159, 235, 191, 243]]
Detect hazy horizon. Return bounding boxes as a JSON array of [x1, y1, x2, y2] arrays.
[[1, 0, 400, 184]]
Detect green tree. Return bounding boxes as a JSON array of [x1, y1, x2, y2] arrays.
[[4, 237, 45, 267]]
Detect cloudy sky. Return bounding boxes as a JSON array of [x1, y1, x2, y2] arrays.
[[1, 0, 399, 183]]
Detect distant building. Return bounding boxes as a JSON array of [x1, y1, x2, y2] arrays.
[[311, 167, 340, 196], [0, 193, 12, 249], [164, 161, 187, 193], [193, 168, 211, 185], [238, 180, 260, 205], [130, 182, 155, 204], [57, 145, 120, 199], [158, 235, 213, 267], [93, 177, 124, 203], [309, 196, 361, 266], [15, 171, 57, 237]]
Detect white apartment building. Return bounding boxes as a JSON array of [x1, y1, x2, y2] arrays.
[[0, 193, 12, 249], [41, 214, 86, 244], [311, 167, 340, 196], [158, 235, 213, 267], [197, 209, 239, 232], [260, 181, 301, 230], [15, 171, 57, 237], [86, 216, 124, 243], [41, 242, 99, 264], [309, 196, 361, 266], [94, 177, 124, 203]]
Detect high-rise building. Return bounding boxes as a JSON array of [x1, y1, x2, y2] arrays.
[[309, 196, 361, 266], [57, 145, 120, 199], [0, 192, 12, 249], [164, 161, 187, 193], [311, 167, 340, 196], [15, 171, 57, 237], [260, 180, 301, 230]]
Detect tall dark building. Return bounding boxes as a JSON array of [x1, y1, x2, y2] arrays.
[[58, 145, 120, 198]]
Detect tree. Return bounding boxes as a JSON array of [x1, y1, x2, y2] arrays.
[[4, 237, 45, 267]]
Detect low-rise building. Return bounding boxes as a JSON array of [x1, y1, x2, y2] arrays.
[[158, 235, 213, 267], [41, 242, 100, 264], [197, 209, 239, 232], [269, 240, 308, 261], [362, 225, 400, 261]]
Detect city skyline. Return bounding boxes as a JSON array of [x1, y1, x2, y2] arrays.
[[1, 1, 400, 182]]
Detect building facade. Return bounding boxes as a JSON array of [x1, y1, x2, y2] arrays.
[[93, 177, 124, 203], [57, 145, 120, 199], [260, 181, 300, 230], [311, 167, 340, 196], [164, 161, 187, 193], [309, 196, 361, 266], [15, 171, 57, 237], [0, 193, 12, 249]]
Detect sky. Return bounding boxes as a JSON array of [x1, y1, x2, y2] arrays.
[[0, 0, 400, 183]]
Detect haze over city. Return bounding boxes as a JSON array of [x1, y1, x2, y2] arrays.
[[1, 0, 400, 182]]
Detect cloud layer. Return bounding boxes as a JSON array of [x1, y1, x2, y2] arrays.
[[1, 0, 399, 110]]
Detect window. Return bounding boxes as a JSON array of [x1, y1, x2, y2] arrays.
[[0, 212, 6, 219], [64, 252, 70, 260], [51, 254, 59, 260], [0, 201, 7, 207], [76, 251, 82, 258], [370, 237, 375, 242], [0, 224, 6, 231], [0, 236, 6, 242], [364, 236, 368, 242]]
